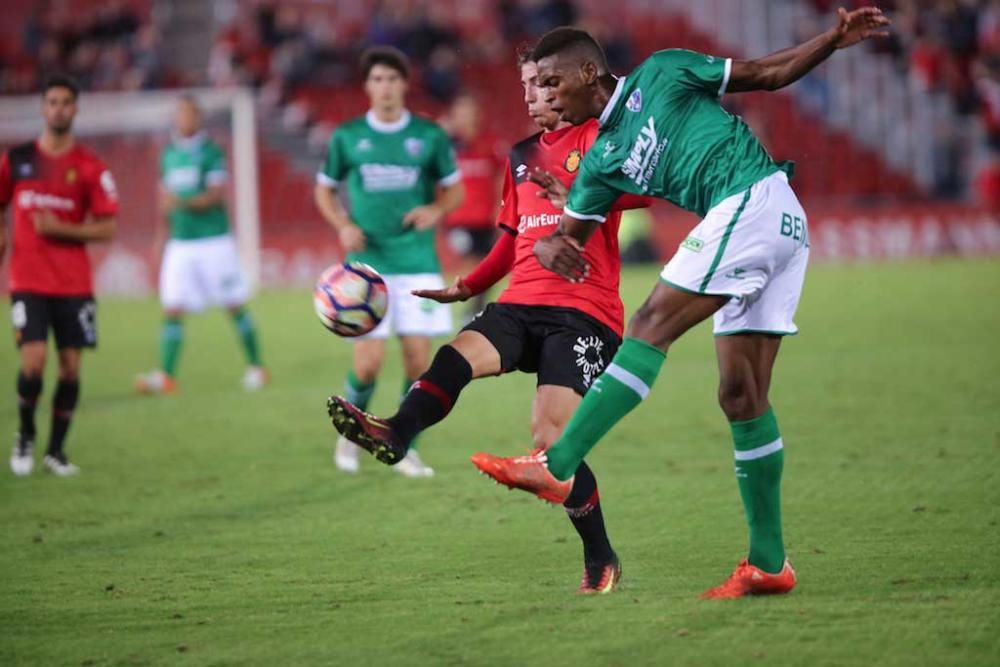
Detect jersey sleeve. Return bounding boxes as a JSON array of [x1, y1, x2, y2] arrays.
[[431, 127, 461, 186], [87, 159, 120, 217], [205, 142, 228, 187], [495, 158, 518, 233], [563, 155, 624, 223], [0, 153, 11, 207], [316, 129, 347, 187], [652, 49, 732, 97]]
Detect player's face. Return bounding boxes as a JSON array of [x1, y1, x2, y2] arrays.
[[41, 87, 77, 135], [365, 65, 408, 111], [520, 62, 561, 131], [174, 100, 202, 137], [535, 54, 596, 125]]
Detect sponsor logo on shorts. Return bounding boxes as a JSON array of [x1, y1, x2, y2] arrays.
[[725, 268, 747, 280], [681, 236, 704, 252], [573, 335, 606, 388]]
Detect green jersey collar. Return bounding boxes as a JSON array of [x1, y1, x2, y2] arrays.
[[366, 109, 412, 134], [598, 77, 625, 127], [171, 130, 208, 151]]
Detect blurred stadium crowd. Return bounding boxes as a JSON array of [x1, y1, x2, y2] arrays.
[[2, 0, 998, 290]]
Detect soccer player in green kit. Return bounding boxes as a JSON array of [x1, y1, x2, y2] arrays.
[[315, 47, 464, 478], [136, 95, 267, 395], [473, 7, 891, 598]]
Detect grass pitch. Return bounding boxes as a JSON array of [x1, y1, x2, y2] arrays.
[[1, 260, 998, 666]]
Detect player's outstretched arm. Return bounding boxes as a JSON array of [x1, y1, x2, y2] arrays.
[[728, 6, 890, 93]]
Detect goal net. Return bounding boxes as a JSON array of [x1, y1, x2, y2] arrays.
[[0, 87, 260, 297]]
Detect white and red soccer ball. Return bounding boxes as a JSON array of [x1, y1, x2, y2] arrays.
[[313, 262, 389, 337]]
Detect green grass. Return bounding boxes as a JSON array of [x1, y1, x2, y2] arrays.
[[2, 260, 999, 666]]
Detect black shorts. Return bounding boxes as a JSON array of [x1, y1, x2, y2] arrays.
[[446, 226, 496, 258], [11, 292, 98, 349], [462, 303, 621, 396]]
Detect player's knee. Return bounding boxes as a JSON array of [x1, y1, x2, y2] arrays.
[[718, 376, 760, 421]]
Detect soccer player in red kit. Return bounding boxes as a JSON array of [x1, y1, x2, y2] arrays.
[[328, 55, 646, 593], [441, 93, 506, 322], [1, 75, 119, 477]]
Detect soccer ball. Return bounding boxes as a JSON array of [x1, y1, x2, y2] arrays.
[[313, 262, 389, 337]]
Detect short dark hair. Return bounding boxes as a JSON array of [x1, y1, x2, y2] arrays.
[[531, 27, 609, 72], [360, 46, 410, 80], [42, 74, 80, 100], [516, 42, 534, 66]]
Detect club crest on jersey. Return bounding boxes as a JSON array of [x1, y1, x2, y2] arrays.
[[65, 167, 77, 184], [404, 138, 424, 157], [564, 148, 582, 173], [626, 89, 642, 113]]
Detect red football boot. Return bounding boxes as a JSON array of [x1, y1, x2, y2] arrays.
[[470, 451, 573, 505], [699, 559, 797, 600]]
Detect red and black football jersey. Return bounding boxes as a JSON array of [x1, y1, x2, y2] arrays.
[[496, 120, 634, 336], [0, 141, 118, 296]]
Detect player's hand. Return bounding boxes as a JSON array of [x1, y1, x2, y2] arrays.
[[534, 233, 590, 283], [831, 6, 891, 49], [411, 278, 472, 303], [32, 210, 63, 237], [160, 190, 183, 212], [403, 204, 445, 231], [529, 167, 569, 210], [338, 223, 366, 252]]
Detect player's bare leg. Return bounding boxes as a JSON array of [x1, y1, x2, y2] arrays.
[[328, 330, 500, 465], [533, 385, 621, 593], [135, 307, 183, 395], [701, 334, 796, 599], [43, 347, 82, 476], [475, 283, 726, 502], [11, 342, 46, 476]]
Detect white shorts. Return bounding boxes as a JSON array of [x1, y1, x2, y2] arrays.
[[661, 171, 809, 336], [359, 273, 452, 340], [160, 235, 249, 313]]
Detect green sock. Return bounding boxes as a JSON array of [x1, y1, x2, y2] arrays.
[[731, 407, 786, 573], [231, 308, 262, 366], [344, 370, 376, 412], [546, 337, 666, 480], [160, 318, 184, 377]]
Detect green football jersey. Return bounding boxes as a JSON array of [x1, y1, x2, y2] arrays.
[[161, 133, 230, 240], [317, 110, 460, 274], [565, 49, 791, 221]]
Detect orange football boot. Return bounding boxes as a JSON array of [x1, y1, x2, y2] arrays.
[[578, 557, 622, 594], [699, 559, 797, 600], [470, 451, 573, 505]]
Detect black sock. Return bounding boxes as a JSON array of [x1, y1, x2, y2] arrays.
[[563, 461, 615, 566], [47, 380, 80, 459], [17, 371, 43, 439], [387, 345, 473, 446]]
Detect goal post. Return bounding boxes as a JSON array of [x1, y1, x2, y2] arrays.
[[0, 87, 261, 294]]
